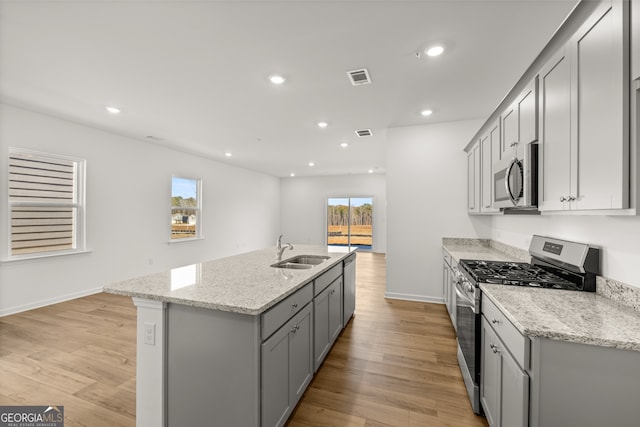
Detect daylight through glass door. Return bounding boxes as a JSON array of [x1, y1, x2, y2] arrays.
[[327, 197, 372, 250]]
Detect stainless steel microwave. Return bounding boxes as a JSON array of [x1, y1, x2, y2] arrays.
[[493, 143, 538, 209]]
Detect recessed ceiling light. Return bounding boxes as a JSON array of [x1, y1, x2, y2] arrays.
[[290, 172, 295, 177], [105, 106, 121, 114], [340, 142, 349, 148], [317, 122, 328, 128], [425, 45, 444, 57], [368, 169, 374, 174], [308, 162, 315, 167], [225, 152, 232, 157], [269, 75, 286, 85], [421, 109, 433, 117]]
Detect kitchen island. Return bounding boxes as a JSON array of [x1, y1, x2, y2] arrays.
[[104, 245, 356, 427]]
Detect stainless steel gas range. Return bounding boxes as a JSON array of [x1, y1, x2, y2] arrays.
[[453, 235, 600, 414]]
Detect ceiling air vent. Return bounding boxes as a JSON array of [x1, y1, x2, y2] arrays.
[[355, 129, 372, 137], [347, 68, 371, 86]]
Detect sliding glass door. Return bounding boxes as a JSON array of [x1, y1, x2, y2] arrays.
[[327, 197, 373, 250]]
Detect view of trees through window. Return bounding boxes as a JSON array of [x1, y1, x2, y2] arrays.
[[171, 177, 199, 239], [327, 197, 373, 250]]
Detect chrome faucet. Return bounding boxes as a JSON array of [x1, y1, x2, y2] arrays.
[[276, 234, 294, 260]]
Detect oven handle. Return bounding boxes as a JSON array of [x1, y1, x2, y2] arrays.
[[454, 282, 475, 308]]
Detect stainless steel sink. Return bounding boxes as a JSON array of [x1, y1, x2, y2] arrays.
[[271, 262, 313, 270], [271, 255, 330, 269]]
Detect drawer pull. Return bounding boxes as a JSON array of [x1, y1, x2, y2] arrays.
[[290, 325, 300, 334], [490, 343, 500, 354], [291, 303, 298, 309], [491, 318, 500, 324]]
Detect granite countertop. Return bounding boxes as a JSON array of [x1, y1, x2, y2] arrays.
[[103, 245, 355, 315], [442, 238, 528, 263], [481, 284, 640, 352]]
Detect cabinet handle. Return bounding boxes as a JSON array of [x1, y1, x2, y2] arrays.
[[567, 196, 576, 201], [510, 142, 518, 147], [491, 318, 499, 324], [291, 303, 298, 309], [490, 343, 500, 354], [560, 196, 567, 202], [290, 325, 300, 334], [485, 205, 491, 209]]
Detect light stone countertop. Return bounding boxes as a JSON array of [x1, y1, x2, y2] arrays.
[[480, 284, 640, 352], [442, 238, 640, 352], [103, 245, 355, 315], [442, 238, 528, 263]]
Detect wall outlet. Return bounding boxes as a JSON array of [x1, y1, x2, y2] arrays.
[[144, 322, 156, 346]]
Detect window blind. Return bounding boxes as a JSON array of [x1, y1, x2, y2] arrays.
[[9, 152, 77, 255]]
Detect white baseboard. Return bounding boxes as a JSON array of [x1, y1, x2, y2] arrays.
[[0, 287, 103, 317], [384, 292, 444, 304]]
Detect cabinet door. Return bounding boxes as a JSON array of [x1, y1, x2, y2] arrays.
[[467, 141, 480, 213], [500, 342, 529, 427], [314, 286, 330, 371], [633, 0, 639, 81], [343, 256, 356, 323], [289, 304, 313, 408], [328, 278, 343, 343], [262, 303, 313, 427], [481, 120, 501, 213], [571, 0, 629, 210], [443, 262, 450, 315], [262, 319, 293, 427], [481, 318, 500, 427], [501, 103, 518, 159], [539, 47, 572, 212], [518, 78, 538, 151]]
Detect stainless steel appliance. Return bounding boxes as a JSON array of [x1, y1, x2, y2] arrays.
[[454, 235, 600, 414], [493, 142, 538, 209]]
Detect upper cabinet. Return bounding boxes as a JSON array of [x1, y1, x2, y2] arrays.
[[633, 0, 639, 81], [501, 78, 538, 161], [539, 0, 629, 211], [467, 140, 481, 214], [481, 120, 501, 213]]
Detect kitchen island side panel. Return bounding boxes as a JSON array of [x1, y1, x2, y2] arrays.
[[167, 303, 261, 427], [529, 337, 640, 427]]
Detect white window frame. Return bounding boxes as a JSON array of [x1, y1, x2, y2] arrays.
[[170, 175, 203, 242], [7, 147, 86, 260]]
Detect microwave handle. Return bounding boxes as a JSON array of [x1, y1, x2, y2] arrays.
[[505, 157, 522, 205]]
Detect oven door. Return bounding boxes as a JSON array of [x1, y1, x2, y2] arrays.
[[455, 279, 482, 413]]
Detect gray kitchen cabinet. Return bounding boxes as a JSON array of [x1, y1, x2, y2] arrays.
[[262, 302, 313, 427], [314, 276, 343, 371], [633, 0, 639, 81], [442, 250, 456, 330], [480, 316, 529, 427], [480, 120, 501, 213], [501, 78, 537, 161], [540, 0, 629, 212], [467, 140, 480, 214], [343, 253, 356, 324]]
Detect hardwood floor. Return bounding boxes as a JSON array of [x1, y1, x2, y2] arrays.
[[287, 252, 488, 426], [0, 252, 487, 426]]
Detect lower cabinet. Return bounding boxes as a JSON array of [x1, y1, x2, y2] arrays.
[[480, 316, 529, 427], [442, 249, 456, 330], [262, 303, 313, 427], [314, 277, 343, 371]]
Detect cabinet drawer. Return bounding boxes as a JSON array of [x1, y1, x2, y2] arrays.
[[262, 283, 313, 340], [482, 296, 530, 369], [313, 263, 342, 296]]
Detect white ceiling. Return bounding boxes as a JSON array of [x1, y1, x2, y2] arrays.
[[0, 0, 578, 177]]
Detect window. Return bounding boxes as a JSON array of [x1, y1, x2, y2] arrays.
[[8, 148, 85, 257], [171, 176, 201, 240], [327, 197, 373, 250]]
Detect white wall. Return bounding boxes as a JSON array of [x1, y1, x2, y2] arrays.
[[0, 104, 280, 315], [386, 120, 491, 302], [279, 174, 387, 253], [491, 215, 640, 289]]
